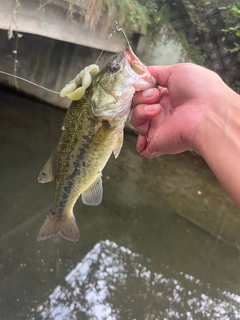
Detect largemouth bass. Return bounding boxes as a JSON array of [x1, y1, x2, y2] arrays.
[[37, 47, 155, 242]]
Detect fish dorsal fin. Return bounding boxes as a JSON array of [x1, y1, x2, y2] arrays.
[[113, 131, 124, 159], [81, 175, 103, 206], [38, 152, 54, 183]]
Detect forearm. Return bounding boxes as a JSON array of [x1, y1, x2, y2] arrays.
[[196, 89, 240, 207]]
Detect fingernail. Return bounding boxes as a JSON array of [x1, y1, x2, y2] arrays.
[[144, 104, 158, 112], [143, 88, 155, 97], [151, 151, 160, 158]]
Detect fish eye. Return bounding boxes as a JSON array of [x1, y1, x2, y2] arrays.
[[109, 62, 121, 73]]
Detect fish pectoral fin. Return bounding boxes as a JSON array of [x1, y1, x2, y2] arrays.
[[38, 152, 54, 183], [81, 175, 103, 206], [37, 212, 79, 242], [113, 131, 124, 159]]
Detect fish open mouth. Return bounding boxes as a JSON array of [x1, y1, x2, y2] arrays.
[[124, 47, 156, 90], [124, 47, 146, 75]]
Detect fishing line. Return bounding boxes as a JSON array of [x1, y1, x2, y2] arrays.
[[95, 21, 131, 65], [95, 39, 111, 66], [114, 22, 131, 48], [0, 70, 60, 94], [94, 24, 116, 65]]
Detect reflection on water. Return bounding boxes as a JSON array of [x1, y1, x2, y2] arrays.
[[0, 88, 240, 320], [36, 240, 240, 320]]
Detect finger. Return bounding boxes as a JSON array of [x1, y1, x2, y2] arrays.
[[136, 134, 148, 154], [130, 104, 161, 135], [139, 114, 189, 158], [132, 87, 161, 109]]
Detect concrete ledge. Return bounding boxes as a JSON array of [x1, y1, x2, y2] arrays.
[[0, 0, 126, 52], [0, 29, 115, 108]]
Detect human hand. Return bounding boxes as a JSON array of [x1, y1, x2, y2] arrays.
[[131, 62, 240, 207], [131, 63, 229, 158]]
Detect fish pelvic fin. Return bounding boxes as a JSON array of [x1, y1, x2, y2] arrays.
[[82, 174, 103, 206], [113, 130, 124, 159], [37, 212, 79, 242], [38, 152, 54, 183]]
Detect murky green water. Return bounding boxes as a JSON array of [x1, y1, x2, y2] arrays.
[[1, 88, 240, 320]]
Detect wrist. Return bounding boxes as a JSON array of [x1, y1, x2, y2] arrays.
[[196, 87, 240, 156], [195, 86, 240, 206]]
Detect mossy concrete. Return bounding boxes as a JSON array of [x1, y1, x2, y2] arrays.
[[138, 23, 192, 66]]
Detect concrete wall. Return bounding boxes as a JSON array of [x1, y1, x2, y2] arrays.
[[0, 0, 193, 108], [0, 21, 191, 109], [0, 0, 130, 108], [0, 29, 115, 108], [138, 23, 191, 66], [0, 0, 126, 52]]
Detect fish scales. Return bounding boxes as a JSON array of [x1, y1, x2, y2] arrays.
[[52, 93, 123, 215], [37, 47, 156, 242]]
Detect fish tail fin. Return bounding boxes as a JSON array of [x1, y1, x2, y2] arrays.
[[36, 212, 79, 242]]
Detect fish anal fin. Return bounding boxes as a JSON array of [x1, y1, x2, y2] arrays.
[[113, 131, 124, 159], [82, 175, 103, 206], [37, 213, 79, 242], [38, 153, 54, 183]]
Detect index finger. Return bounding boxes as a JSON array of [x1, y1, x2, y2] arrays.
[[132, 87, 161, 109], [130, 103, 161, 135]]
